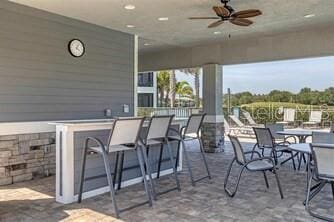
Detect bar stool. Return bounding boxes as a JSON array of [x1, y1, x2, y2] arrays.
[[77, 117, 153, 218], [141, 115, 181, 198], [166, 113, 211, 186]]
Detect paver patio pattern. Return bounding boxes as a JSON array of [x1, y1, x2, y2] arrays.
[[0, 139, 333, 221]]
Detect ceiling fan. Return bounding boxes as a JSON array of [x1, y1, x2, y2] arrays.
[[189, 0, 262, 28]]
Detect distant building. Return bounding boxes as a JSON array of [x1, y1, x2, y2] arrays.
[[137, 72, 157, 107]]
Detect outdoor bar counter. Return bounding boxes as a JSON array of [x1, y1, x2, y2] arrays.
[[50, 119, 185, 204]]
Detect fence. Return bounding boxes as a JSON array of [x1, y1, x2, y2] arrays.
[[137, 107, 202, 119]]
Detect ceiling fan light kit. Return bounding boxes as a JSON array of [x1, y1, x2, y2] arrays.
[[189, 0, 262, 28]]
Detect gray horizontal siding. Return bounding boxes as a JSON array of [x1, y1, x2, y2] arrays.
[[0, 2, 134, 122]]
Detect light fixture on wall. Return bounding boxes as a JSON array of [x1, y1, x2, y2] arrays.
[[213, 31, 222, 35], [126, 24, 135, 28], [144, 43, 152, 46], [124, 4, 135, 10], [304, 14, 315, 18]]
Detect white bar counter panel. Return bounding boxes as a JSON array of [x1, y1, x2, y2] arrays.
[[51, 119, 183, 204]]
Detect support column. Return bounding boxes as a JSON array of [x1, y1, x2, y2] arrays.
[[201, 64, 224, 153]]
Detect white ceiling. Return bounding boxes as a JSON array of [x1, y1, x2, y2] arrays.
[[9, 0, 334, 54]]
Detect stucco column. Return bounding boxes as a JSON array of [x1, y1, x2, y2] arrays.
[[201, 64, 224, 153]]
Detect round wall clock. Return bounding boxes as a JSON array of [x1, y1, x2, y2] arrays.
[[68, 39, 85, 57]]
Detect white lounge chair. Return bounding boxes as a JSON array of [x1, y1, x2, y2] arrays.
[[228, 115, 254, 136], [243, 111, 262, 126], [277, 108, 295, 126], [302, 111, 322, 128]]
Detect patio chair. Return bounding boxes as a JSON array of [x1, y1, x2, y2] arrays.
[[305, 143, 334, 221], [78, 117, 152, 218], [140, 115, 181, 198], [302, 111, 323, 128], [330, 123, 334, 133], [167, 113, 211, 186], [228, 115, 254, 136], [312, 132, 334, 144], [265, 123, 296, 144], [243, 111, 261, 126], [253, 127, 296, 169], [224, 135, 284, 199], [277, 108, 296, 127]]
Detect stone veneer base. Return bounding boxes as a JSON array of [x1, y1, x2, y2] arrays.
[[201, 122, 225, 153], [0, 132, 56, 185]]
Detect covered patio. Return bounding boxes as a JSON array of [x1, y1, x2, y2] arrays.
[[1, 0, 334, 221], [1, 138, 332, 221]]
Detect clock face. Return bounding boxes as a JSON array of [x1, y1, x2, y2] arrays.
[[68, 39, 85, 57]]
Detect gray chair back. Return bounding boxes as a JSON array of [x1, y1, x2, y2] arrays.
[[107, 117, 144, 149], [253, 127, 274, 148], [184, 114, 206, 136], [265, 123, 285, 140], [312, 132, 334, 144], [228, 135, 246, 164], [330, 123, 334, 133], [311, 143, 334, 180], [146, 115, 174, 140]]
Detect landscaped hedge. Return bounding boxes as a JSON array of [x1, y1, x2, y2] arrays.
[[227, 102, 334, 125]]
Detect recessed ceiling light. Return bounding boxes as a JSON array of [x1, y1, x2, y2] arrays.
[[158, 17, 169, 21], [124, 4, 135, 10], [213, 31, 222, 35], [126, 24, 135, 28], [304, 14, 315, 18], [144, 43, 152, 46]]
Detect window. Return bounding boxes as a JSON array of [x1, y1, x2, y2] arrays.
[[138, 93, 154, 107], [138, 72, 154, 87]]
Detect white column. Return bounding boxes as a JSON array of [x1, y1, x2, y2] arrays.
[[201, 64, 224, 153]]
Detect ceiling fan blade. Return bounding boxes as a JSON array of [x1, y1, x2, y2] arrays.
[[213, 6, 230, 17], [189, 17, 220, 20], [208, 20, 224, 28], [230, 18, 253, 26], [233, 9, 262, 18]]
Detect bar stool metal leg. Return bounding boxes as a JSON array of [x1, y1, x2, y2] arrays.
[[139, 146, 157, 200], [78, 141, 89, 203], [199, 138, 212, 179], [117, 151, 125, 190], [101, 149, 119, 218], [136, 148, 153, 207], [181, 139, 195, 186], [166, 139, 181, 191], [156, 144, 163, 178], [175, 141, 181, 170]]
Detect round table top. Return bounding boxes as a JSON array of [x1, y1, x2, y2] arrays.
[[276, 130, 313, 137], [288, 143, 311, 154]]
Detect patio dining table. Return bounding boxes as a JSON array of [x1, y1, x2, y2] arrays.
[[276, 129, 313, 143]]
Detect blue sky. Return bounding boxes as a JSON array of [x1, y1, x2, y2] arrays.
[[176, 56, 334, 97]]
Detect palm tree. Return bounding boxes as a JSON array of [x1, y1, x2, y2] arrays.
[[169, 70, 177, 107], [175, 81, 194, 98], [157, 71, 170, 107], [179, 67, 201, 108]]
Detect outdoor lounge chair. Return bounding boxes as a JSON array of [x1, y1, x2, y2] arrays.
[[227, 115, 254, 136], [302, 111, 323, 128], [277, 108, 296, 127], [243, 111, 262, 126], [306, 143, 334, 221], [224, 135, 284, 199]]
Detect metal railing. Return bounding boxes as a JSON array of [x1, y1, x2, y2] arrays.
[[137, 107, 202, 119]]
